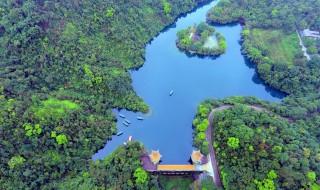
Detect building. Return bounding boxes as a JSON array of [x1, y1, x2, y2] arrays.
[[302, 29, 320, 39], [149, 150, 162, 165], [191, 150, 203, 164]]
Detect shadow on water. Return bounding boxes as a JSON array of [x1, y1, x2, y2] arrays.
[[93, 0, 286, 164], [244, 59, 287, 99]]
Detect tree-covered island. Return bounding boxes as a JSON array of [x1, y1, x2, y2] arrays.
[[176, 22, 226, 56]]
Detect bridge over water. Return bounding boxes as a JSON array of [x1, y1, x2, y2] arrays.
[[140, 150, 214, 178]]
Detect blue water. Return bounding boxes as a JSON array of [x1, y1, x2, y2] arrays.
[[93, 0, 285, 164]]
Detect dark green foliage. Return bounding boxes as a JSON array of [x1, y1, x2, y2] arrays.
[[194, 99, 320, 190], [52, 142, 159, 189], [0, 0, 209, 188], [207, 0, 320, 31], [159, 176, 193, 190], [176, 22, 226, 56], [206, 0, 320, 96]]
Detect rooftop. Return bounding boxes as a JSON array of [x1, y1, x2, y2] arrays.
[[157, 165, 196, 171], [149, 150, 162, 164], [191, 150, 203, 164]]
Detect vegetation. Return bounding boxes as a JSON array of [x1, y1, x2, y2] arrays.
[[0, 0, 210, 188], [302, 37, 320, 55], [193, 97, 320, 190], [207, 0, 320, 95], [159, 176, 193, 190], [51, 142, 159, 189], [207, 0, 320, 31], [176, 22, 226, 56]]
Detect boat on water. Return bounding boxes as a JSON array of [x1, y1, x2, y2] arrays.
[[116, 131, 123, 136], [123, 121, 129, 126], [128, 135, 132, 142], [124, 119, 131, 124], [137, 117, 144, 120], [169, 90, 174, 96], [119, 114, 125, 118]]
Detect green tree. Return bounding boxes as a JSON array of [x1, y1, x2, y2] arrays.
[[56, 134, 68, 145], [133, 167, 148, 184], [227, 137, 240, 149], [8, 156, 26, 169]]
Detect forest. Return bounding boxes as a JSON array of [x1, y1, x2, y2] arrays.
[[0, 0, 210, 189], [197, 1, 320, 189], [176, 21, 226, 56]]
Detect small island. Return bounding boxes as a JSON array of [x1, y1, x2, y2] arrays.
[[176, 22, 226, 56]]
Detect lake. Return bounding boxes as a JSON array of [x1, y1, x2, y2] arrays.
[[93, 0, 285, 164]]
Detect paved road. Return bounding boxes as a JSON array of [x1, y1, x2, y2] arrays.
[[205, 104, 290, 187]]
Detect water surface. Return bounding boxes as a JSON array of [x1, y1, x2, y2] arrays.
[[93, 1, 285, 164]]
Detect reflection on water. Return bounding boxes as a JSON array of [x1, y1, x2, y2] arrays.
[[93, 0, 285, 164]]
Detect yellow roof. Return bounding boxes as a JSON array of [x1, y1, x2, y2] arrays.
[[191, 150, 203, 163], [149, 150, 162, 163], [157, 165, 196, 171]]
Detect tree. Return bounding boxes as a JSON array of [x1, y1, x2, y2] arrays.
[[133, 167, 148, 184], [8, 156, 26, 169], [227, 137, 240, 149], [56, 134, 68, 145]]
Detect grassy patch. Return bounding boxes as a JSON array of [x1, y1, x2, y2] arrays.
[[159, 176, 193, 190], [33, 98, 79, 120], [250, 29, 300, 66]]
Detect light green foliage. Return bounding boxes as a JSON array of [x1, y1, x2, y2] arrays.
[[8, 156, 26, 169], [250, 29, 300, 66], [249, 145, 254, 151], [133, 167, 148, 184], [203, 141, 209, 146], [242, 29, 250, 36], [176, 22, 226, 56], [196, 119, 209, 132], [227, 137, 240, 149], [51, 131, 57, 138], [33, 98, 79, 120], [272, 145, 282, 153], [198, 104, 210, 117], [105, 8, 115, 17], [56, 134, 68, 145], [271, 9, 278, 16], [84, 64, 95, 87], [162, 0, 171, 15], [254, 179, 276, 190], [267, 170, 278, 179], [307, 171, 316, 181], [197, 132, 206, 140], [24, 123, 42, 137]]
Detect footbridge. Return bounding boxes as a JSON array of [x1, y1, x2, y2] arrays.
[[141, 150, 214, 177]]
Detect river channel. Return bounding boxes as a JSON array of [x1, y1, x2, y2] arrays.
[[93, 0, 285, 164]]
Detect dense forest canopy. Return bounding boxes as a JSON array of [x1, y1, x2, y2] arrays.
[[0, 0, 210, 188], [203, 1, 320, 189], [207, 0, 320, 31], [176, 21, 226, 56]]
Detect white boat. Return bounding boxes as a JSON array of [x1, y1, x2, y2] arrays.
[[124, 119, 131, 124], [137, 117, 144, 120], [123, 121, 129, 126], [119, 114, 125, 118], [116, 131, 123, 136], [169, 90, 174, 96]]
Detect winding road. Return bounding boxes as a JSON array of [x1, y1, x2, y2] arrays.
[[205, 104, 290, 187]]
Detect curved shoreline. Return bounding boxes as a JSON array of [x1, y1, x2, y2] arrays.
[[205, 104, 290, 187]]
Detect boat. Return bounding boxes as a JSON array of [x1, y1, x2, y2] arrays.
[[169, 90, 174, 96], [124, 119, 131, 124], [123, 142, 127, 145], [123, 121, 129, 126], [119, 114, 125, 118], [116, 131, 123, 136], [128, 135, 132, 142], [137, 117, 144, 120]]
